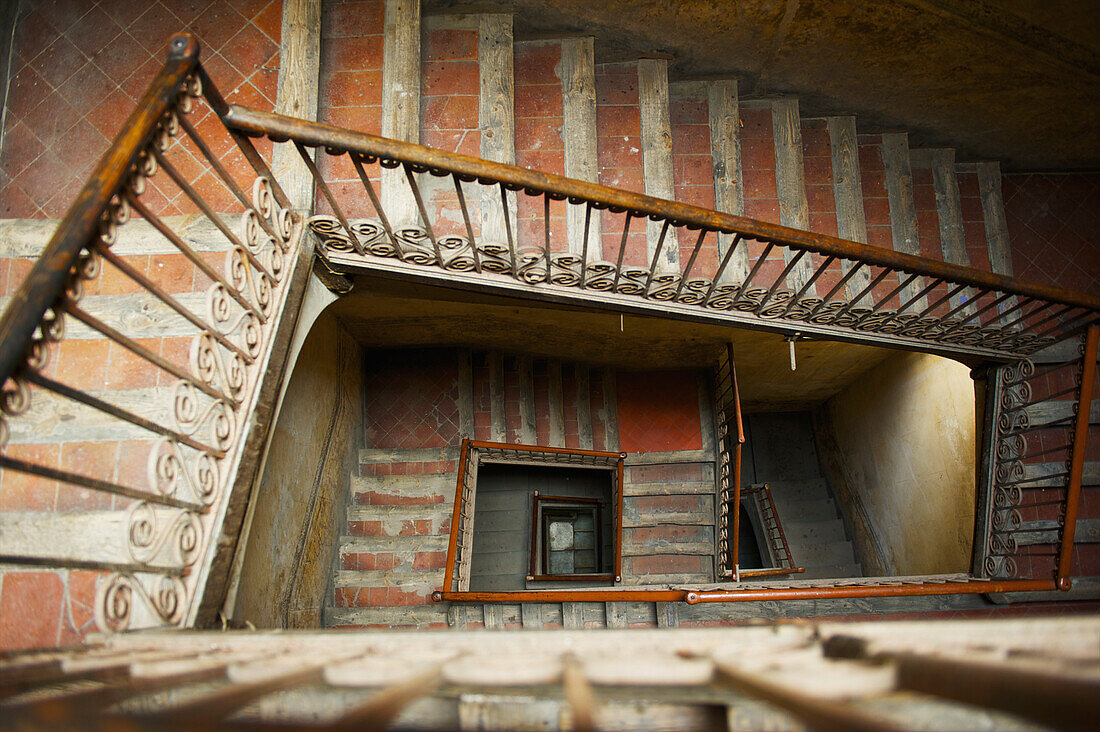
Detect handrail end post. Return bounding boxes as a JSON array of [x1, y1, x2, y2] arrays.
[[167, 32, 200, 60]]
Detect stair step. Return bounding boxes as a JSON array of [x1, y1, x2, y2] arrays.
[[345, 505, 452, 538], [350, 472, 457, 505], [800, 563, 862, 580], [793, 541, 857, 568], [325, 605, 449, 629], [771, 497, 837, 522], [763, 478, 832, 502], [784, 519, 848, 545], [339, 534, 449, 553]]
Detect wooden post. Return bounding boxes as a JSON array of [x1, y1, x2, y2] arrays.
[[381, 0, 421, 225], [271, 0, 322, 210], [1059, 324, 1099, 589], [882, 132, 924, 307], [576, 364, 593, 450], [977, 161, 1017, 319], [561, 37, 601, 260], [708, 79, 748, 283], [638, 58, 679, 274], [479, 14, 517, 247], [929, 149, 969, 310], [548, 360, 565, 447], [0, 0, 19, 163], [827, 116, 872, 305], [772, 99, 814, 293]]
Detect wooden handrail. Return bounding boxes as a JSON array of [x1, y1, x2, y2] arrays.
[[223, 103, 1100, 316], [685, 578, 1056, 603], [0, 34, 201, 389], [1058, 323, 1099, 589]]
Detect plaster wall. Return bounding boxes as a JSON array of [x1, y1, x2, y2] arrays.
[[815, 351, 976, 576], [232, 310, 362, 628]]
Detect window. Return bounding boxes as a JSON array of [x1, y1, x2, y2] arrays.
[[441, 441, 625, 596], [529, 494, 612, 581]]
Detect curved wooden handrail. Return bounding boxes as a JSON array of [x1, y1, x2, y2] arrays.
[[0, 34, 202, 389], [224, 104, 1100, 316]]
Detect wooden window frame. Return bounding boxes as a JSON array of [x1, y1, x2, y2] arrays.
[[439, 439, 625, 600], [528, 494, 612, 582]]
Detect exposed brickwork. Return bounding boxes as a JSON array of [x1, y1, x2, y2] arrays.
[[670, 94, 717, 271], [515, 40, 566, 253], [316, 0, 385, 217], [957, 171, 991, 271], [910, 164, 942, 262], [857, 135, 893, 251], [595, 62, 646, 266], [0, 569, 103, 651], [616, 370, 702, 453]]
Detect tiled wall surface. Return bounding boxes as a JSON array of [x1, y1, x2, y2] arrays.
[[1003, 173, 1100, 295]]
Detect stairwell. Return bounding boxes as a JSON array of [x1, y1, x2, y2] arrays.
[[315, 1, 1065, 630], [743, 412, 863, 580]]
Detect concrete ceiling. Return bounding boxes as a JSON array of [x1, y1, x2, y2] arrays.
[[428, 0, 1100, 170], [334, 277, 905, 412]]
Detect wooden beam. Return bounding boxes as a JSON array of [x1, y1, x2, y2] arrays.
[[381, 0, 420, 224], [772, 99, 814, 293], [881, 132, 924, 306], [0, 0, 19, 164], [561, 37, 601, 260], [488, 352, 507, 443], [517, 354, 536, 444], [827, 116, 872, 304], [707, 80, 748, 283], [479, 13, 517, 247], [457, 349, 474, 438], [271, 0, 322, 210], [602, 368, 620, 451], [576, 364, 593, 450], [638, 59, 679, 273], [977, 161, 1017, 319], [548, 360, 565, 447]]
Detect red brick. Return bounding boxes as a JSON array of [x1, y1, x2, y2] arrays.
[[629, 525, 708, 543], [0, 571, 64, 651], [632, 494, 705, 513], [423, 29, 477, 61], [630, 554, 707, 575], [413, 551, 447, 570]]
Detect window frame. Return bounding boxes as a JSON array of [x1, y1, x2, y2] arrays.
[[528, 493, 612, 582], [441, 439, 625, 598]]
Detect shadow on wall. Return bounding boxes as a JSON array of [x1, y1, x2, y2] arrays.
[[814, 351, 977, 576], [229, 307, 363, 629]]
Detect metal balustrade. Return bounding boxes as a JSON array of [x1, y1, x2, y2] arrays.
[[0, 33, 1098, 635]]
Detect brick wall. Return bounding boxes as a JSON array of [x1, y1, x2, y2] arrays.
[[0, 0, 281, 651]]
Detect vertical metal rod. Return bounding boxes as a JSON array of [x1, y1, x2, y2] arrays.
[[294, 142, 363, 254], [806, 262, 865, 319], [780, 255, 837, 317], [871, 272, 918, 313], [405, 165, 443, 265], [674, 229, 708, 300], [580, 203, 593, 288], [756, 249, 807, 312], [915, 282, 967, 321], [894, 277, 944, 315], [730, 243, 775, 308], [950, 290, 1011, 329], [644, 220, 671, 293], [1060, 326, 1096, 590], [352, 156, 402, 260], [198, 63, 291, 208], [452, 174, 481, 273], [544, 193, 552, 282], [703, 233, 743, 304], [728, 343, 744, 581], [501, 183, 516, 274], [612, 213, 633, 291], [999, 299, 1055, 332]]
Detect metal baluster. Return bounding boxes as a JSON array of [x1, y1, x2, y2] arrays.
[[352, 155, 402, 261], [404, 165, 443, 266]]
